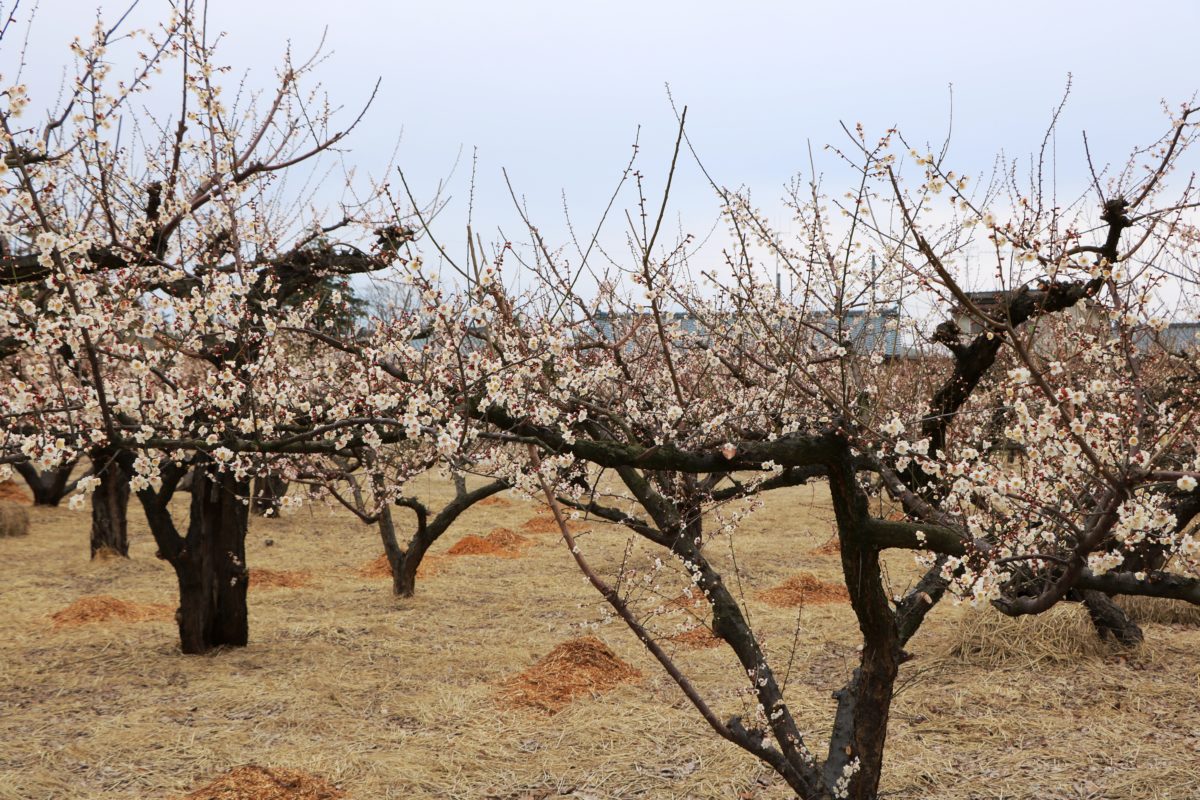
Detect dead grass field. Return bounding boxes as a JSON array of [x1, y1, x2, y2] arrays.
[[1, 476, 1198, 799]]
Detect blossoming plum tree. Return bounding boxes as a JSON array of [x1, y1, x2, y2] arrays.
[[422, 107, 1200, 798], [0, 5, 413, 651]]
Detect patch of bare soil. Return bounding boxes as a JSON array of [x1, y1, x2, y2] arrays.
[[180, 765, 344, 800], [756, 573, 848, 607], [50, 595, 173, 627], [448, 528, 531, 558], [496, 636, 641, 713], [249, 569, 313, 589]]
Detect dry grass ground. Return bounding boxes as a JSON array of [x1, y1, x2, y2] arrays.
[[1, 477, 1198, 799]]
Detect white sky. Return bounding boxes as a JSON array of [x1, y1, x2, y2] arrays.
[[8, 0, 1200, 302]]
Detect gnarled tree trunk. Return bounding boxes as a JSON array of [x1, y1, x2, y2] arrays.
[[374, 473, 508, 598], [172, 466, 251, 653], [132, 458, 251, 654]]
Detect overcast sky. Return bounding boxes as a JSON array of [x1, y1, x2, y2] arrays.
[[10, 1, 1200, 283]]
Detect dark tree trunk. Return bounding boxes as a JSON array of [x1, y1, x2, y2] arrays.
[[377, 504, 417, 596], [825, 453, 902, 800], [90, 450, 130, 558], [1080, 589, 1144, 647], [172, 466, 251, 654], [14, 459, 79, 506], [250, 475, 288, 516]]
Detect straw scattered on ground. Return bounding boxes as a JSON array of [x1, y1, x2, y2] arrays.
[[756, 573, 849, 607], [448, 527, 531, 558], [6, 476, 1200, 799], [476, 496, 513, 508], [496, 636, 642, 713], [250, 568, 313, 589], [50, 595, 174, 627], [180, 765, 344, 800], [92, 545, 125, 560], [664, 589, 706, 610]]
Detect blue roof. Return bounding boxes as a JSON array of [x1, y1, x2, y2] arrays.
[[839, 307, 903, 357]]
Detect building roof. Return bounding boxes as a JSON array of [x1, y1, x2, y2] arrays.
[[1158, 322, 1200, 352]]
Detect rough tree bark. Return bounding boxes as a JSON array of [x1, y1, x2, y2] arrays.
[[133, 458, 251, 654], [173, 466, 251, 652], [89, 449, 130, 558], [824, 451, 902, 800]]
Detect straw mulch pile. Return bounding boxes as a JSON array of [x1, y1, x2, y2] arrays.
[[756, 573, 849, 607], [0, 503, 30, 537], [0, 479, 29, 504], [355, 553, 445, 579], [1117, 595, 1200, 627], [249, 568, 313, 589], [668, 625, 723, 649], [813, 537, 840, 555], [448, 528, 531, 558], [496, 636, 642, 713], [180, 765, 344, 800], [485, 527, 530, 548], [520, 515, 577, 534], [941, 603, 1114, 667], [50, 595, 174, 627], [476, 496, 513, 508]]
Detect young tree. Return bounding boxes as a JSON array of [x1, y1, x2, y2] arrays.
[[312, 450, 509, 597]]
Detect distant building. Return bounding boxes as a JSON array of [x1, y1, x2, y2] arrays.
[[951, 290, 1105, 336], [586, 310, 707, 347], [1158, 321, 1200, 353], [839, 306, 912, 359], [588, 307, 915, 358], [1133, 321, 1200, 355]]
